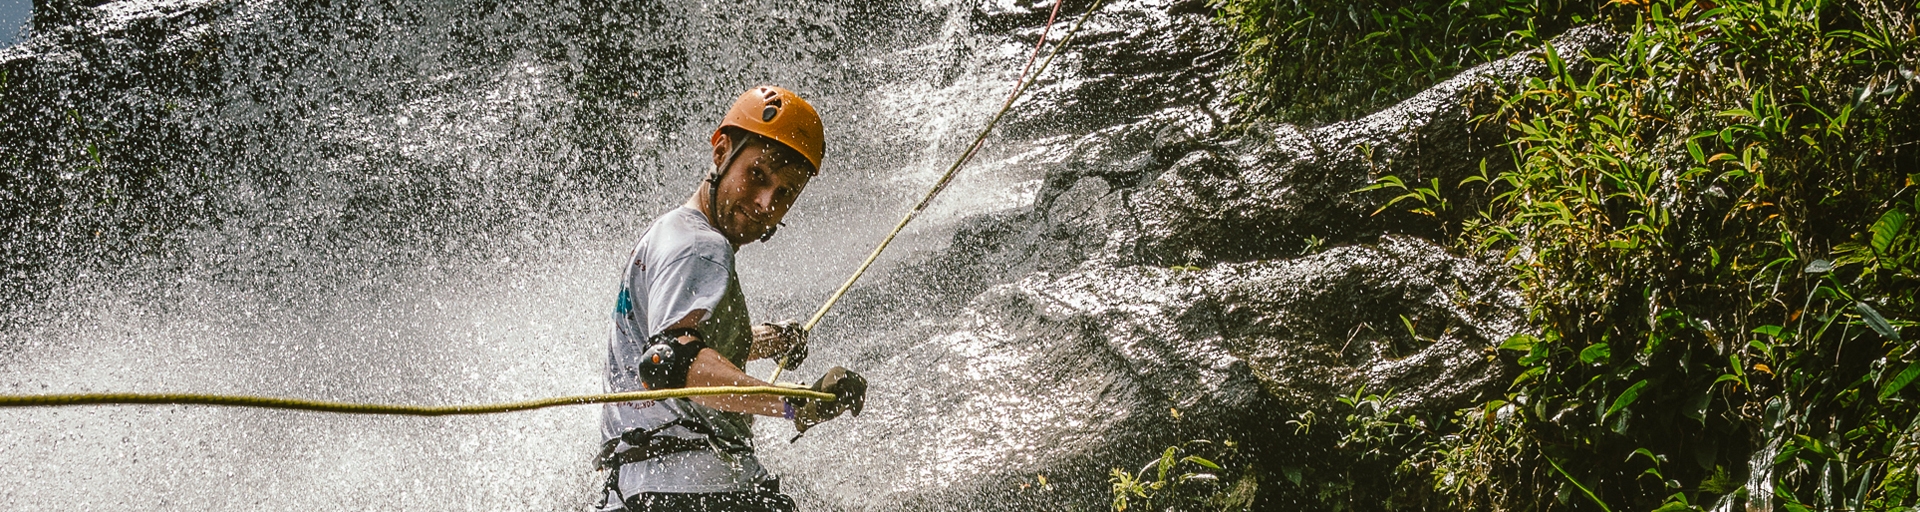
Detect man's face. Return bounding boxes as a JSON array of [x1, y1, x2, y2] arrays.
[[709, 134, 813, 245]]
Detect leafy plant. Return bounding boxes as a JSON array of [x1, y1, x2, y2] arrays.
[[1437, 0, 1920, 509], [1110, 440, 1255, 511], [1226, 0, 1920, 510], [1355, 174, 1449, 217], [1212, 0, 1601, 124]]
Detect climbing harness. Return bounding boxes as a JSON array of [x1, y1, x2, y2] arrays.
[[595, 417, 753, 471], [0, 0, 1103, 419], [593, 416, 761, 510]]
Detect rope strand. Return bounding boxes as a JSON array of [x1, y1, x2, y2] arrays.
[[0, 387, 833, 416]]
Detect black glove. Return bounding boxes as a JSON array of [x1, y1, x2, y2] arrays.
[[787, 366, 866, 433], [754, 320, 808, 370]]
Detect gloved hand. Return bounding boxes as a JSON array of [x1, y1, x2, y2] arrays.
[[787, 366, 866, 433], [752, 320, 808, 370]]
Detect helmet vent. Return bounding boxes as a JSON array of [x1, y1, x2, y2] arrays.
[[762, 105, 779, 122]]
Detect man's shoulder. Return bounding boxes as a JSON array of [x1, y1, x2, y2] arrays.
[[641, 207, 733, 267]]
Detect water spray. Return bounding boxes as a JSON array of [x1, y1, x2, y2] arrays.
[[767, 0, 1102, 384], [0, 0, 1104, 419]]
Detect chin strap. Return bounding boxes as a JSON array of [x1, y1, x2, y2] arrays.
[[707, 133, 756, 233]]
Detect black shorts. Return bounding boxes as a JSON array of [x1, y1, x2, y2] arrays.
[[627, 489, 795, 512], [605, 480, 795, 512]]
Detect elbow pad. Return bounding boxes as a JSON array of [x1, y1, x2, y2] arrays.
[[638, 328, 707, 390]]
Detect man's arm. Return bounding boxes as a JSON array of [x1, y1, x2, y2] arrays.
[[662, 310, 787, 417], [747, 321, 805, 362], [685, 348, 786, 416]]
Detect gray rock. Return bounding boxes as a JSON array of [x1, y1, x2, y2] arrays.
[[774, 21, 1622, 512], [1123, 25, 1624, 265]]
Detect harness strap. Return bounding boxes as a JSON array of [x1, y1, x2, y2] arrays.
[[595, 417, 752, 470]]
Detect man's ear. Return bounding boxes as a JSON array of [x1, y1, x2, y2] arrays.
[[710, 132, 732, 170]]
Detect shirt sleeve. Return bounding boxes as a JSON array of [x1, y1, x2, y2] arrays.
[[639, 244, 734, 337]]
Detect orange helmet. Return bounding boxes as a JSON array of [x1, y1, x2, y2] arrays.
[[713, 85, 825, 174]]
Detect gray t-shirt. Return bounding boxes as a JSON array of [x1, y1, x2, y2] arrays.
[[602, 206, 767, 495]]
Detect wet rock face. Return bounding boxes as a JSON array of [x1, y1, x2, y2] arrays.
[[1198, 236, 1525, 413], [798, 231, 1521, 509], [1123, 25, 1623, 265], [797, 19, 1624, 512]]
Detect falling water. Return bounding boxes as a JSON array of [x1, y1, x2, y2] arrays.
[[2, 0, 1232, 509]]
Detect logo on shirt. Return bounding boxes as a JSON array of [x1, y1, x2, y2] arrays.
[[614, 288, 633, 315]]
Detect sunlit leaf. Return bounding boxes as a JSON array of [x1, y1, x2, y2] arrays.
[[1870, 209, 1908, 256], [1605, 379, 1650, 421], [1182, 456, 1222, 470], [1580, 343, 1611, 364], [1628, 447, 1660, 464], [1514, 366, 1547, 387], [1878, 362, 1919, 401], [1157, 447, 1177, 482], [1500, 334, 1538, 351]]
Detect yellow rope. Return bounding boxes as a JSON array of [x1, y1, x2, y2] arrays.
[[767, 0, 1107, 383], [0, 387, 834, 416]]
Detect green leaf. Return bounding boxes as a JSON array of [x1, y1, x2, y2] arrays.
[[1519, 342, 1550, 366], [1752, 325, 1785, 338], [1514, 366, 1547, 387], [1855, 302, 1901, 341], [1500, 334, 1538, 351], [1871, 209, 1909, 256], [1580, 343, 1612, 365], [1805, 259, 1834, 274], [1879, 362, 1920, 401], [1544, 455, 1614, 512], [1629, 447, 1661, 464], [1157, 446, 1177, 481], [1353, 174, 1406, 193], [1181, 456, 1222, 470], [1606, 379, 1650, 421]]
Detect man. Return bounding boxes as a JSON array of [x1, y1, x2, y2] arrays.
[[596, 86, 867, 512]]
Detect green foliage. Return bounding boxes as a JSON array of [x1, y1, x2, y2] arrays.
[[1211, 0, 1600, 124], [1355, 174, 1450, 217], [1430, 0, 1920, 510], [1225, 0, 1920, 510], [1265, 386, 1457, 510], [1109, 440, 1256, 512], [1333, 386, 1433, 460]]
